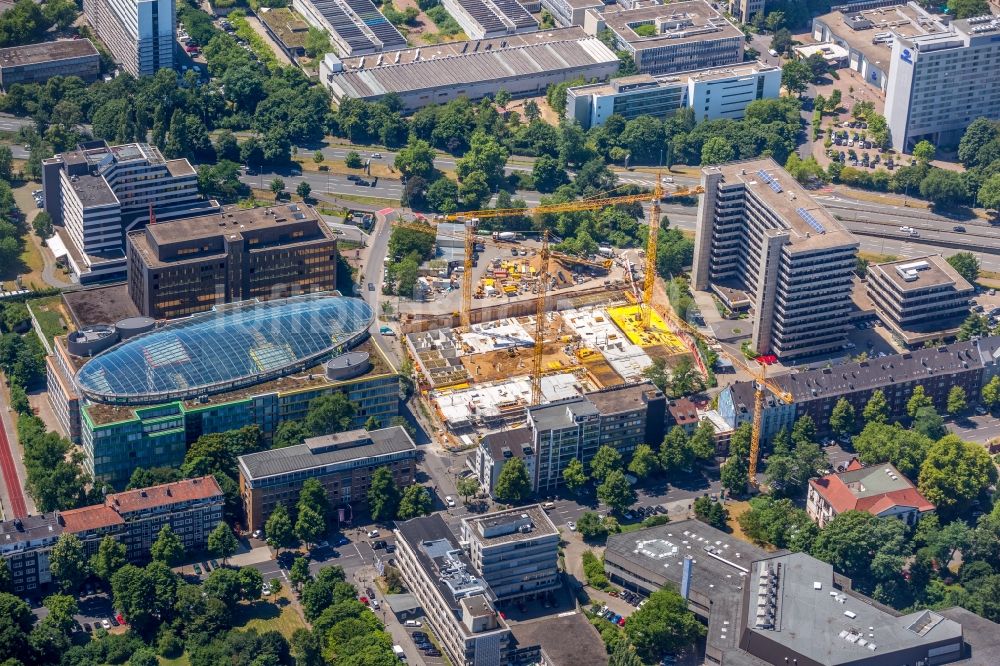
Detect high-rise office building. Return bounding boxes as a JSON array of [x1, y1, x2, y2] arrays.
[[886, 14, 1000, 150], [84, 0, 175, 77], [41, 141, 217, 283], [692, 158, 859, 359]]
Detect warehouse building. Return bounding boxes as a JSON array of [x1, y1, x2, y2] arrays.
[[693, 159, 859, 360], [320, 28, 620, 112], [442, 0, 537, 39], [238, 426, 418, 531], [866, 254, 974, 347], [0, 40, 101, 89], [566, 61, 781, 129], [126, 204, 338, 320], [293, 0, 406, 55], [584, 1, 744, 76]]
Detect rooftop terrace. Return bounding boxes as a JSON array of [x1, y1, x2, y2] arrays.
[[600, 0, 743, 51]]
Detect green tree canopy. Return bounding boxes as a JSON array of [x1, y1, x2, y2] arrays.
[[562, 458, 588, 492], [208, 522, 239, 563], [265, 503, 295, 554], [829, 398, 857, 437], [367, 467, 401, 522], [918, 435, 997, 516], [863, 389, 889, 424], [305, 393, 357, 436], [907, 385, 933, 418], [852, 421, 932, 478], [627, 444, 660, 479], [590, 445, 623, 483], [947, 252, 980, 285], [91, 535, 127, 582], [811, 510, 910, 594], [494, 457, 532, 504], [396, 485, 432, 519], [700, 136, 735, 165], [50, 533, 88, 593], [597, 470, 636, 513], [623, 587, 706, 661], [150, 525, 185, 567], [295, 506, 326, 548]]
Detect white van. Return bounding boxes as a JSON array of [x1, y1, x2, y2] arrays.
[[392, 645, 405, 660]]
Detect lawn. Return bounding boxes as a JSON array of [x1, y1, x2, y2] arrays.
[[158, 654, 191, 666], [233, 590, 306, 639], [26, 294, 71, 346]]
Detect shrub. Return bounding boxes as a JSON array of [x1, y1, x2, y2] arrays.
[[582, 549, 610, 590]]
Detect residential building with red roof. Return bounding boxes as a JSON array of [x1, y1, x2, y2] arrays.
[[806, 459, 934, 528]]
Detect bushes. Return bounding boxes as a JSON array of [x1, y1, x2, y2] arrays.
[[582, 550, 610, 590]]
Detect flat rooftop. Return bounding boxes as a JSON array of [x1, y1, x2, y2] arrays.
[[705, 158, 857, 253], [815, 4, 946, 68], [870, 254, 973, 293], [463, 505, 558, 545], [481, 427, 533, 461], [508, 612, 608, 666], [937, 606, 1000, 665], [238, 426, 416, 480], [527, 394, 599, 431], [142, 203, 322, 245], [62, 284, 139, 328], [600, 0, 743, 51], [70, 173, 118, 207], [570, 60, 779, 97], [744, 552, 963, 663], [0, 39, 98, 67], [586, 382, 660, 415]]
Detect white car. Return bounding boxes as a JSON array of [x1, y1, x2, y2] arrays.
[[404, 620, 422, 627], [567, 521, 576, 532], [101, 619, 111, 630], [368, 529, 380, 538], [445, 496, 456, 507], [252, 530, 262, 539]]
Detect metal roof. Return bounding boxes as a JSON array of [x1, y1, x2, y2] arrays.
[[75, 293, 373, 404]]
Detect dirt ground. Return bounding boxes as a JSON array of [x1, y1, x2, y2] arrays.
[[460, 340, 578, 382], [393, 0, 466, 45], [505, 95, 562, 126]]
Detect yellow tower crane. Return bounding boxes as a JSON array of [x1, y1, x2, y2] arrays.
[[725, 354, 793, 487]]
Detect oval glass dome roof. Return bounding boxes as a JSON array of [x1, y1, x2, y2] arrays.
[[76, 294, 374, 404]]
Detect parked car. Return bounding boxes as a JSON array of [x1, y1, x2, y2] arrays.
[[368, 529, 380, 538], [101, 619, 111, 630], [567, 521, 576, 532], [445, 496, 456, 507], [404, 620, 422, 627]]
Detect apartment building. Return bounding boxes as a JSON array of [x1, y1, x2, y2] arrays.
[[0, 40, 101, 89], [126, 204, 338, 319], [84, 0, 175, 77], [886, 14, 1000, 150], [460, 506, 560, 603], [470, 428, 536, 495], [41, 141, 217, 283], [807, 459, 934, 528], [0, 477, 223, 592], [527, 382, 665, 492], [60, 476, 224, 562], [566, 61, 781, 129], [692, 159, 860, 359], [237, 427, 418, 532], [584, 1, 744, 76], [718, 336, 1000, 440], [867, 255, 974, 347], [394, 515, 516, 666], [0, 514, 63, 593], [728, 0, 763, 23]]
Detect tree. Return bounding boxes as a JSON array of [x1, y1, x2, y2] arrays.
[[0, 592, 33, 661], [700, 136, 735, 165], [50, 533, 88, 593], [913, 140, 936, 163], [532, 154, 568, 193], [563, 458, 588, 492], [575, 511, 607, 540], [274, 419, 308, 449], [863, 389, 889, 424], [947, 386, 968, 415], [270, 177, 285, 196], [296, 506, 326, 548], [958, 313, 991, 341], [624, 587, 706, 662], [765, 438, 828, 497], [42, 593, 78, 634], [918, 435, 997, 516], [947, 252, 980, 284], [494, 457, 532, 504], [305, 392, 356, 435], [151, 525, 185, 567], [669, 356, 704, 397], [811, 510, 910, 594], [368, 466, 401, 521], [208, 522, 239, 564], [852, 421, 932, 479], [920, 168, 968, 207], [345, 151, 362, 168], [781, 60, 811, 97], [628, 444, 660, 479], [313, 150, 324, 165], [982, 374, 1000, 410], [268, 578, 282, 598], [770, 28, 792, 55], [693, 496, 728, 530], [296, 181, 311, 200], [91, 535, 127, 582], [978, 172, 1000, 215], [298, 478, 331, 523], [456, 476, 480, 503], [426, 177, 459, 213], [290, 556, 312, 593], [738, 495, 818, 550], [947, 0, 989, 20], [396, 485, 432, 519], [907, 385, 933, 418], [32, 210, 53, 239], [721, 424, 751, 496], [394, 139, 436, 179], [829, 398, 856, 437], [791, 414, 817, 446], [590, 445, 623, 483], [690, 420, 717, 461], [203, 567, 244, 608], [597, 470, 636, 513], [265, 503, 295, 554]]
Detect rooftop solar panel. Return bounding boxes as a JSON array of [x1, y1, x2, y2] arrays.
[[454, 0, 537, 34], [306, 0, 405, 53], [796, 207, 826, 234]]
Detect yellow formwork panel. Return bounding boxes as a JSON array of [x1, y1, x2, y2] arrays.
[[606, 304, 687, 353]]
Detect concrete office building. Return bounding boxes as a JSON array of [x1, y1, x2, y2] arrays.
[[605, 520, 989, 665], [567, 61, 781, 129], [0, 477, 223, 592], [460, 505, 560, 603], [584, 1, 744, 76], [394, 515, 516, 666], [728, 0, 763, 23], [0, 514, 63, 594], [42, 141, 217, 283], [470, 427, 536, 495], [866, 254, 974, 347], [811, 3, 946, 93], [441, 0, 537, 39], [0, 40, 101, 89], [693, 159, 860, 359], [886, 14, 1000, 149], [319, 28, 619, 112], [527, 382, 665, 492], [718, 336, 1000, 441], [84, 0, 175, 77], [538, 0, 602, 28], [238, 426, 418, 531], [126, 204, 338, 320], [807, 458, 934, 528]]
